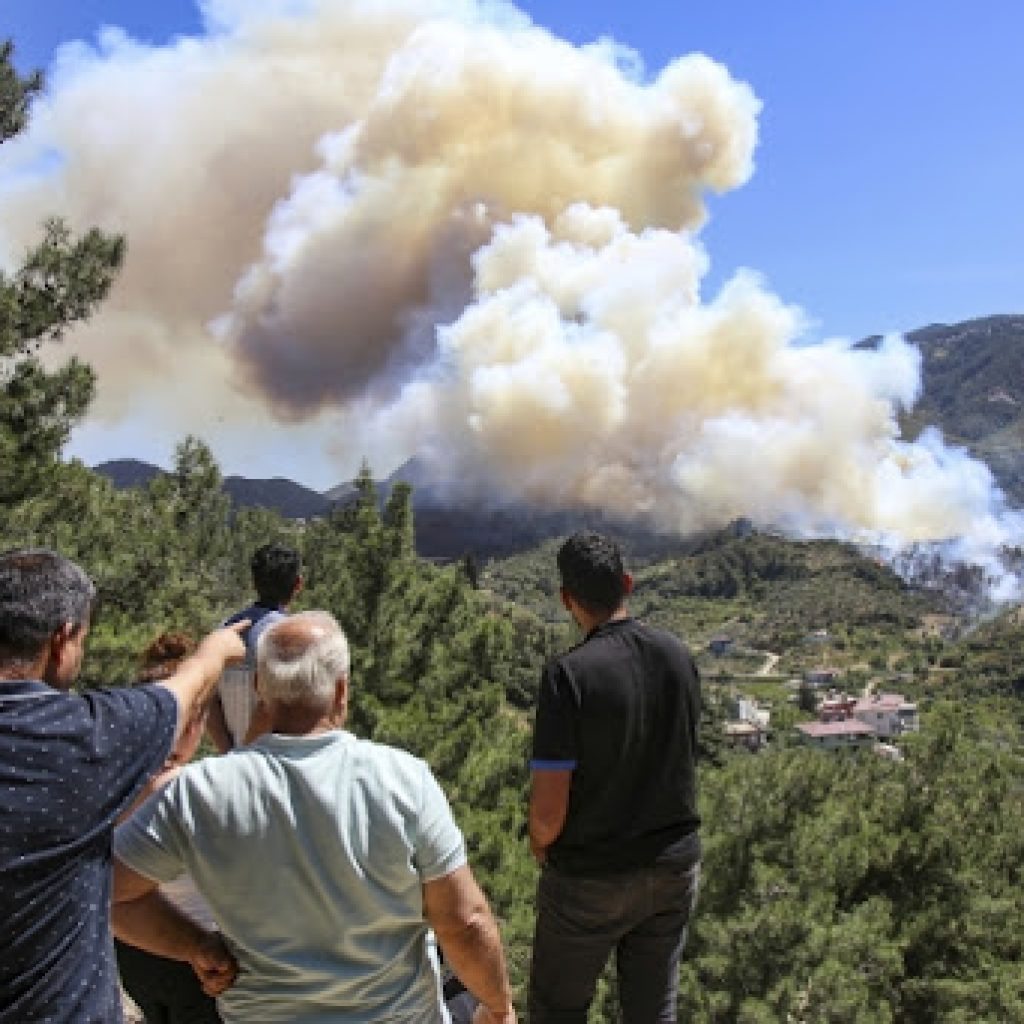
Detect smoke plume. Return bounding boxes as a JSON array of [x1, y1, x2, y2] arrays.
[[1, 0, 1019, 581]]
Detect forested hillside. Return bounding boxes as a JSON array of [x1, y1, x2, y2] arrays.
[[888, 315, 1024, 505]]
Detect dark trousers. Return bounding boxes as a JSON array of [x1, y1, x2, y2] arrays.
[[115, 940, 223, 1024], [528, 859, 700, 1024]]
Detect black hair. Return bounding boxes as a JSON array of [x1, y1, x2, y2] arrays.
[[0, 549, 96, 663], [556, 531, 626, 615], [251, 542, 301, 606]]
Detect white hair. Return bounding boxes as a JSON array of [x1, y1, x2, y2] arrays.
[[256, 610, 349, 709]]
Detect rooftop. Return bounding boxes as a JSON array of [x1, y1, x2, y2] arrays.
[[854, 693, 917, 712], [797, 720, 877, 739]]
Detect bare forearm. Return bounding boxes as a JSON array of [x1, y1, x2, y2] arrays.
[[528, 811, 563, 856], [112, 889, 207, 962], [528, 769, 572, 864], [435, 906, 513, 1016], [113, 887, 238, 997]]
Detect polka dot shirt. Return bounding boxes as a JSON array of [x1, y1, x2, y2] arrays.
[[0, 680, 176, 1022]]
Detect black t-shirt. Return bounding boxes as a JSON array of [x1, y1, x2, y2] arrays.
[[531, 617, 701, 874], [223, 602, 285, 665], [0, 680, 177, 1022]]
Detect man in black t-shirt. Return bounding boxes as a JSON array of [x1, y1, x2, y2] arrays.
[[206, 541, 302, 752], [528, 531, 701, 1024]]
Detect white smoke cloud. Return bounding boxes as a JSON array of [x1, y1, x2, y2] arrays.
[[0, 0, 1019, 574], [377, 208, 1022, 555]]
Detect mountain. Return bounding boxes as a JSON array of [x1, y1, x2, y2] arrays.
[[862, 314, 1024, 504], [94, 459, 162, 489], [382, 459, 688, 560], [222, 476, 331, 519], [910, 314, 1024, 505], [94, 460, 331, 519]]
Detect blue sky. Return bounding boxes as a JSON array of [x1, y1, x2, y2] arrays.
[[7, 0, 1022, 344]]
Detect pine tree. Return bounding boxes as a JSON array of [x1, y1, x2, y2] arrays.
[[0, 41, 124, 503]]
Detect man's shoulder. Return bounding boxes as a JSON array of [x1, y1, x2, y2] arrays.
[[158, 746, 262, 810], [350, 735, 426, 774], [89, 681, 179, 718], [194, 733, 426, 776], [556, 619, 695, 676], [633, 619, 692, 653], [569, 617, 687, 652], [342, 737, 439, 805], [222, 602, 283, 630], [1, 679, 175, 723], [223, 603, 258, 626]]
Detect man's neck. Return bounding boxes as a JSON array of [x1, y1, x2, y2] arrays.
[[267, 703, 341, 737], [577, 604, 630, 635], [0, 655, 47, 683]]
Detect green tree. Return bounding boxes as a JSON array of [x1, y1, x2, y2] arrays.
[[0, 39, 40, 139], [0, 41, 124, 503]]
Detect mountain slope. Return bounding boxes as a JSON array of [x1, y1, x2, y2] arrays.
[[94, 460, 331, 519], [882, 314, 1024, 503]]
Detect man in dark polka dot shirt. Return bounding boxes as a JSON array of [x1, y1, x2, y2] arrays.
[[0, 549, 247, 1023]]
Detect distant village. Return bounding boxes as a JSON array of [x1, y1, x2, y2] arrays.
[[710, 629, 921, 759]]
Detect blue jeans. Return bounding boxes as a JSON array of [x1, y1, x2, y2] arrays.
[[528, 859, 701, 1024]]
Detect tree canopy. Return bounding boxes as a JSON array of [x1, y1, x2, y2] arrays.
[[0, 41, 124, 503]]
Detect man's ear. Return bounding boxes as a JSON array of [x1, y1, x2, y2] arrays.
[[48, 622, 76, 660], [334, 674, 349, 713], [42, 622, 76, 684], [292, 576, 304, 600], [622, 573, 634, 597]]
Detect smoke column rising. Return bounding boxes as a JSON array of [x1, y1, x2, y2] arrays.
[[0, 0, 1019, 578]]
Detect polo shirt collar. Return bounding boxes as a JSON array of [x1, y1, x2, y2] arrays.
[[256, 729, 353, 755], [0, 678, 52, 699]]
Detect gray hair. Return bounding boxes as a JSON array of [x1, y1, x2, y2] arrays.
[[0, 549, 96, 663], [256, 610, 350, 708]]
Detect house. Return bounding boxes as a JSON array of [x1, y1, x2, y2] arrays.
[[736, 698, 770, 730], [709, 635, 734, 656], [803, 667, 841, 688], [796, 719, 877, 751], [724, 721, 767, 752], [724, 698, 771, 752], [852, 693, 919, 738], [817, 693, 857, 722]]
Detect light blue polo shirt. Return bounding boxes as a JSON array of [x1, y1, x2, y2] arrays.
[[114, 731, 465, 1023]]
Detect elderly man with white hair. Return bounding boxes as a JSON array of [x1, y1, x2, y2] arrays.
[[113, 611, 516, 1024]]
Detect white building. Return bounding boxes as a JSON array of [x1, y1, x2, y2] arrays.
[[736, 698, 771, 730], [724, 699, 771, 752]]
